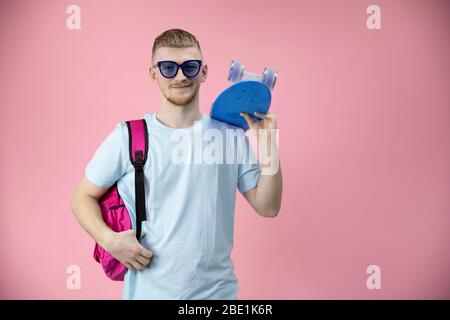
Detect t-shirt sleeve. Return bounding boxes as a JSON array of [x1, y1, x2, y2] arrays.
[[85, 122, 128, 189], [237, 133, 261, 193]]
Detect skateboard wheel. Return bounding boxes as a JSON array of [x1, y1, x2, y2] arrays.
[[228, 60, 245, 82], [262, 68, 277, 91]]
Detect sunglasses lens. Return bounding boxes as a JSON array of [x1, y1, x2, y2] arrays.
[[159, 62, 178, 78], [182, 61, 201, 77]]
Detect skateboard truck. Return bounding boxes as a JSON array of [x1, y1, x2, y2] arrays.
[[228, 60, 277, 91]]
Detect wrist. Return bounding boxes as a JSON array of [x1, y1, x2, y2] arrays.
[[255, 128, 277, 142], [99, 229, 116, 251]]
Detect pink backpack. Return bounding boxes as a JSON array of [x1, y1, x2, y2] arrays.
[[93, 119, 149, 281]]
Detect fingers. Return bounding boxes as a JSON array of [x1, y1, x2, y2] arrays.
[[135, 255, 150, 266], [124, 257, 148, 271], [125, 246, 153, 271], [129, 259, 143, 270], [139, 246, 153, 259], [253, 112, 275, 119], [124, 262, 135, 271], [240, 112, 255, 126], [241, 112, 276, 123]]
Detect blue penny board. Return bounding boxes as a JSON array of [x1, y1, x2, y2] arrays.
[[210, 80, 271, 130]]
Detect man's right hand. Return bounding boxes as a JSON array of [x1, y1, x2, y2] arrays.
[[105, 230, 153, 271]]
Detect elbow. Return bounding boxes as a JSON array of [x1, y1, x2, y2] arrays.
[[70, 192, 78, 216], [257, 206, 281, 218], [70, 190, 84, 217]]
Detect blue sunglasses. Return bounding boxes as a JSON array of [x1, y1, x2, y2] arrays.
[[153, 60, 202, 78]]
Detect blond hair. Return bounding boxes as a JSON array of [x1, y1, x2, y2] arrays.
[[152, 29, 202, 62]]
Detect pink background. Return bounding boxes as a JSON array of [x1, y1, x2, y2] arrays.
[[1, 0, 449, 299]]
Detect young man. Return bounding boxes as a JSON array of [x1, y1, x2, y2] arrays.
[[70, 29, 282, 299]]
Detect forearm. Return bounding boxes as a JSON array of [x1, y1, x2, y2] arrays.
[[70, 193, 115, 249], [255, 131, 282, 216]]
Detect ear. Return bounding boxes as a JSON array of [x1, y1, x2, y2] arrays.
[[200, 64, 208, 83], [149, 67, 158, 84]]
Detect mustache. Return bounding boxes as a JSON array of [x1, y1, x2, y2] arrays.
[[171, 82, 192, 88]]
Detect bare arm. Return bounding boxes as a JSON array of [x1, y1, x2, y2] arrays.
[[242, 160, 282, 218], [70, 176, 115, 247], [240, 112, 283, 218], [70, 176, 152, 270]]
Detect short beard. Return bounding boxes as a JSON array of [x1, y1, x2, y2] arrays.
[[165, 88, 198, 107]]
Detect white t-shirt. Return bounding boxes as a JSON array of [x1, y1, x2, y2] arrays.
[[85, 112, 261, 299]]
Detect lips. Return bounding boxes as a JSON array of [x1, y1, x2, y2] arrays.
[[172, 84, 191, 89]]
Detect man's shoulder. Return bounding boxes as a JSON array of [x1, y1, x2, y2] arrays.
[[112, 121, 128, 137]]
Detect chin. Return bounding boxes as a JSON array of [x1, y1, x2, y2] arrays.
[[167, 96, 195, 107], [166, 91, 198, 106]]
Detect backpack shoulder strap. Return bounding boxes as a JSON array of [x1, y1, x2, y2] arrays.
[[126, 119, 149, 165], [125, 119, 148, 241]]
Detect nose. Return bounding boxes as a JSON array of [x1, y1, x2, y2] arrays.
[[173, 67, 187, 81]]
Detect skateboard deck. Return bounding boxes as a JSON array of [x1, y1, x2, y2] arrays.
[[210, 80, 271, 130]]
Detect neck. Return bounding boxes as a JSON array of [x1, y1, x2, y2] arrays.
[[156, 92, 202, 129]]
